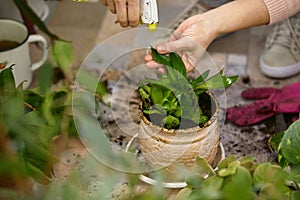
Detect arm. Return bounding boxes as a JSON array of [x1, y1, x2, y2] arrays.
[[264, 0, 300, 24], [145, 0, 272, 72]]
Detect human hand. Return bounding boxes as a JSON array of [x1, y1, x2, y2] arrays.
[[226, 82, 300, 126], [100, 0, 140, 27], [145, 14, 218, 73]]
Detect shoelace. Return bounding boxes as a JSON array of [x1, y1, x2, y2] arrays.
[[270, 13, 300, 49], [286, 16, 300, 49]]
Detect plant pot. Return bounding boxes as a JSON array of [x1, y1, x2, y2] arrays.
[[138, 92, 220, 181]]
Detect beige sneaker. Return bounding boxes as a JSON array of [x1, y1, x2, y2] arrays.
[[260, 13, 300, 78]]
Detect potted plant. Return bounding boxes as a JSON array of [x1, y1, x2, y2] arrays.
[[138, 47, 238, 182]]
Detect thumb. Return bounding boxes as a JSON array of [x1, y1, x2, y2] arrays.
[[155, 36, 195, 54]]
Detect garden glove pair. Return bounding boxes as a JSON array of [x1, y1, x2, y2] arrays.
[[226, 82, 300, 126]]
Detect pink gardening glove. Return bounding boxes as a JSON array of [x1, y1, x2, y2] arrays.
[[226, 82, 300, 126]]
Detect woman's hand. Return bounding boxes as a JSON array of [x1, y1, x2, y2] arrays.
[[145, 14, 217, 73], [145, 0, 269, 73], [100, 0, 140, 27]]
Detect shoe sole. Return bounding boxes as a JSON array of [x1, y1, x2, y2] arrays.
[[259, 56, 300, 78]]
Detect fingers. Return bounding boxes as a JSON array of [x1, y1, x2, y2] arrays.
[[127, 0, 140, 27], [155, 36, 197, 55], [115, 0, 128, 27], [100, 0, 108, 6], [102, 0, 140, 27], [106, 0, 116, 14]]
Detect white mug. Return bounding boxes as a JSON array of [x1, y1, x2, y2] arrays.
[[0, 19, 48, 88]]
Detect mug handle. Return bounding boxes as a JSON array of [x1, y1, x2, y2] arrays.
[[27, 34, 48, 71]]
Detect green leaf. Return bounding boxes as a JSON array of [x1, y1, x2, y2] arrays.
[[280, 119, 300, 165], [268, 132, 284, 152], [218, 161, 240, 177], [199, 114, 208, 125], [22, 111, 46, 127], [253, 163, 289, 194], [223, 166, 253, 200], [52, 40, 73, 72], [151, 85, 164, 105], [194, 156, 215, 177], [23, 90, 44, 110], [291, 191, 300, 200], [289, 165, 300, 184], [218, 155, 236, 169], [170, 52, 186, 77], [194, 71, 238, 92], [38, 62, 54, 95], [14, 0, 62, 41], [162, 115, 179, 129], [175, 188, 192, 200], [143, 108, 165, 116], [0, 66, 16, 97], [23, 142, 56, 178], [185, 174, 204, 188], [151, 47, 171, 66], [139, 87, 151, 109], [191, 70, 209, 86], [202, 175, 224, 191], [267, 132, 289, 167]]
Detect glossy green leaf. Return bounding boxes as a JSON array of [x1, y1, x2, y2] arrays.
[[194, 71, 238, 91], [195, 156, 215, 177], [253, 163, 289, 192], [281, 119, 300, 165], [151, 47, 171, 66], [223, 166, 253, 200], [170, 52, 186, 76], [191, 70, 209, 86]]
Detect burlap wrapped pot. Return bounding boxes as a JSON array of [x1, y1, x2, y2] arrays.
[[138, 93, 220, 181]]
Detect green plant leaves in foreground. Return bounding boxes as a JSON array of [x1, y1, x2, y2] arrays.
[[0, 67, 74, 183], [280, 118, 300, 165], [180, 155, 296, 200]]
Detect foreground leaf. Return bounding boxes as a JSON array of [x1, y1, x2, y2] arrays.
[[280, 119, 300, 165]]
